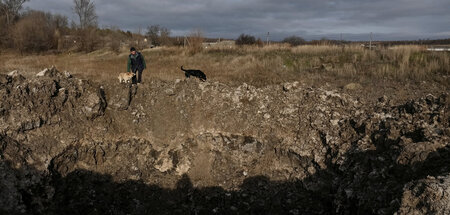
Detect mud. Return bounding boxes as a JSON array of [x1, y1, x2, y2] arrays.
[[0, 67, 449, 214]]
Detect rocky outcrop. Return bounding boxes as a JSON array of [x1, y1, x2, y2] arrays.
[[0, 67, 106, 135], [0, 68, 449, 214], [399, 174, 450, 215]]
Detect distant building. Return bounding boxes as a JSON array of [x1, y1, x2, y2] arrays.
[[427, 46, 450, 52], [202, 40, 235, 48], [360, 43, 379, 49]]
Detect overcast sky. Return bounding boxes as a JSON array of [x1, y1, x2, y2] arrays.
[[24, 0, 450, 41]]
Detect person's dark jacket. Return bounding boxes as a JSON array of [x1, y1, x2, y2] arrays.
[[127, 52, 147, 73]]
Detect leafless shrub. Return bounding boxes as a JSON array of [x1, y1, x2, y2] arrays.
[[0, 0, 29, 48], [187, 29, 204, 55], [236, 34, 256, 46], [0, 15, 11, 48], [282, 36, 306, 46], [12, 11, 55, 53], [75, 27, 99, 52], [310, 38, 335, 45], [159, 27, 172, 46], [146, 25, 160, 46], [108, 27, 123, 53], [171, 36, 184, 47], [51, 14, 69, 32], [146, 25, 172, 47], [131, 28, 147, 50], [49, 14, 69, 51], [110, 37, 121, 53], [256, 38, 264, 47]]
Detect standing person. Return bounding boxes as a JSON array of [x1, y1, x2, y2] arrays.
[[127, 47, 147, 84]]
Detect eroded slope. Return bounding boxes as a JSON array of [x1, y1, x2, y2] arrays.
[[0, 68, 449, 214]]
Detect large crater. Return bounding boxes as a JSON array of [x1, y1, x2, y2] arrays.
[[1, 68, 449, 214]]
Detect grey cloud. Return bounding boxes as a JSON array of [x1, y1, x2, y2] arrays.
[[24, 0, 450, 41]]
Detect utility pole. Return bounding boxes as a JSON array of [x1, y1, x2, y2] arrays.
[[266, 32, 270, 46], [369, 32, 373, 50]]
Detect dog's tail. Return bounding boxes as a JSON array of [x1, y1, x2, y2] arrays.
[[181, 66, 186, 71]]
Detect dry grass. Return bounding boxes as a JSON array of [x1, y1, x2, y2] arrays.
[[1, 44, 448, 87]]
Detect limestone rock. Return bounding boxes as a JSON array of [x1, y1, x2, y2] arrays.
[[7, 70, 19, 77], [36, 66, 64, 78], [398, 175, 450, 214], [321, 63, 333, 72], [344, 82, 362, 90]]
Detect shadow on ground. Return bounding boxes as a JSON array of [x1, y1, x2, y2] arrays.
[[1, 141, 449, 215]]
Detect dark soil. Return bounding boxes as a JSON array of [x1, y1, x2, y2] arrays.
[[1, 67, 449, 214]]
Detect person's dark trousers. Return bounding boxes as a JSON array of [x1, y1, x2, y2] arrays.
[[132, 69, 143, 84], [136, 69, 143, 83]]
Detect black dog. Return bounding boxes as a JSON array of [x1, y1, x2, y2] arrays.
[[181, 66, 207, 81]]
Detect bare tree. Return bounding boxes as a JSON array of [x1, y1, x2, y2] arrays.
[[146, 25, 160, 46], [0, 0, 29, 25], [146, 25, 172, 46], [52, 14, 68, 30], [136, 26, 145, 50], [159, 27, 171, 46], [72, 0, 98, 52], [72, 0, 97, 29]]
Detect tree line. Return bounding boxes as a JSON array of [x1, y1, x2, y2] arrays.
[[0, 0, 184, 53], [2, 0, 449, 54]]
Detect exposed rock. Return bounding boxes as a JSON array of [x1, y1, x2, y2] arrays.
[[0, 70, 448, 214], [283, 81, 299, 92], [7, 70, 19, 77], [344, 82, 362, 90], [399, 174, 450, 214], [63, 71, 72, 78], [0, 74, 11, 85], [7, 70, 25, 81], [36, 66, 67, 79], [321, 63, 333, 72], [109, 84, 137, 110], [83, 88, 107, 119]]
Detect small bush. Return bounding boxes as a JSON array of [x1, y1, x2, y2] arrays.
[[76, 27, 100, 52], [146, 25, 160, 46], [282, 36, 306, 46], [236, 34, 256, 46], [12, 11, 55, 53], [256, 38, 264, 47], [0, 16, 12, 49], [106, 27, 123, 53], [109, 33, 121, 53], [187, 29, 204, 55], [159, 27, 172, 46]]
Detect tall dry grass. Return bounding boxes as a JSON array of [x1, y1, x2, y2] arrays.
[[1, 44, 448, 87]]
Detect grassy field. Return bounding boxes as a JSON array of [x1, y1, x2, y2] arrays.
[[1, 44, 449, 88]]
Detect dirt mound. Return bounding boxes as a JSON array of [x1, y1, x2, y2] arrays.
[[0, 68, 449, 214]]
